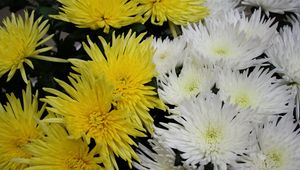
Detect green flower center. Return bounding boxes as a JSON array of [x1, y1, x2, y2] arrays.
[[183, 80, 199, 93], [233, 93, 251, 108], [204, 126, 222, 144], [213, 46, 230, 57], [215, 48, 227, 56], [265, 150, 284, 168], [202, 125, 224, 154]]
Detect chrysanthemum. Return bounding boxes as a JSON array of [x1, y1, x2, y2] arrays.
[[0, 11, 65, 83], [158, 59, 215, 106], [266, 20, 300, 119], [225, 8, 278, 43], [135, 0, 208, 26], [152, 36, 186, 75], [182, 16, 267, 70], [217, 67, 295, 121], [266, 20, 300, 87], [70, 31, 165, 134], [43, 70, 145, 169], [242, 0, 300, 15], [156, 93, 254, 169], [23, 124, 103, 170], [51, 0, 143, 33], [0, 84, 45, 170], [239, 114, 300, 170], [133, 135, 185, 170]]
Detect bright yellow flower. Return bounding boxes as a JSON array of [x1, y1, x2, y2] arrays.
[[70, 31, 165, 135], [0, 84, 45, 170], [136, 0, 209, 25], [51, 0, 143, 33], [24, 124, 103, 170], [0, 11, 65, 83], [43, 70, 145, 170]]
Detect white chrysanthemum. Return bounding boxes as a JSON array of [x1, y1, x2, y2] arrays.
[[205, 0, 241, 18], [266, 20, 300, 86], [239, 114, 300, 170], [242, 0, 300, 15], [266, 20, 300, 119], [157, 93, 254, 169], [266, 18, 300, 119], [182, 17, 266, 70], [158, 60, 215, 106], [133, 136, 184, 170], [225, 8, 278, 43], [217, 67, 295, 121], [152, 36, 186, 75]]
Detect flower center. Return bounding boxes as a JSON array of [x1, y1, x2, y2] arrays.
[[202, 125, 223, 155], [233, 93, 251, 108], [89, 111, 108, 130], [183, 80, 199, 93], [12, 139, 30, 157], [212, 45, 230, 57], [205, 128, 219, 144], [158, 52, 168, 60], [214, 48, 227, 56], [113, 76, 131, 100], [14, 137, 29, 148], [11, 131, 39, 158], [265, 150, 284, 168], [114, 74, 132, 91], [204, 126, 222, 144], [66, 155, 89, 170]]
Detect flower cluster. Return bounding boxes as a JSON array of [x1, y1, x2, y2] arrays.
[[134, 3, 300, 170], [1, 0, 300, 170]]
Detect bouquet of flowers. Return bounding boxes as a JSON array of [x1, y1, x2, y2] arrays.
[[0, 0, 300, 170]]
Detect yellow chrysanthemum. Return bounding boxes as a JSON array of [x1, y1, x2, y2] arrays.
[[0, 10, 66, 83], [0, 84, 45, 170], [24, 124, 103, 170], [51, 0, 143, 33], [70, 31, 165, 134], [135, 0, 209, 25], [43, 70, 145, 170]]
